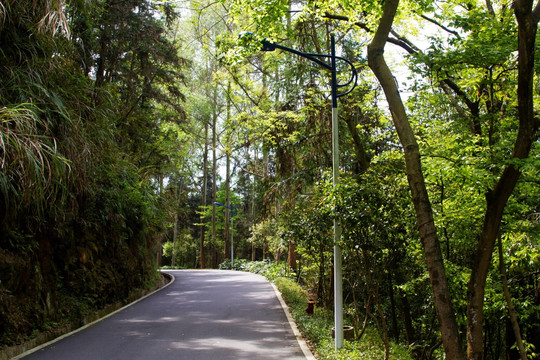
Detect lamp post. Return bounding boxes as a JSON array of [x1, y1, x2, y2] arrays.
[[214, 202, 234, 267], [259, 35, 357, 349]]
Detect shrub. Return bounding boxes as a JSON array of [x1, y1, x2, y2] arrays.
[[218, 259, 296, 281]]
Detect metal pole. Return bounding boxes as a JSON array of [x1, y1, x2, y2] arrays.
[[256, 33, 355, 350], [331, 35, 344, 349]]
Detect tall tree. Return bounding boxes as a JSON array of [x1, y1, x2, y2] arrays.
[[466, 1, 540, 358], [367, 2, 464, 358], [200, 122, 209, 268], [367, 0, 540, 358]]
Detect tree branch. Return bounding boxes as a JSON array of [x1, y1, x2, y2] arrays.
[[389, 30, 423, 53], [419, 14, 461, 38], [326, 8, 480, 137], [485, 0, 496, 17], [324, 12, 422, 55], [323, 12, 372, 33], [441, 78, 480, 117]]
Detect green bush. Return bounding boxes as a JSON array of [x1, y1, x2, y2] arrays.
[[218, 259, 296, 281], [218, 258, 248, 270]]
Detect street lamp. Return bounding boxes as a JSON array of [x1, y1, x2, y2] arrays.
[[259, 35, 357, 349], [214, 202, 235, 267]]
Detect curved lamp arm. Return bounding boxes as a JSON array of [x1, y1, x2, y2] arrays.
[[260, 39, 358, 98]]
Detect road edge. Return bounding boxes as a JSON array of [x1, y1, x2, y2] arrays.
[[10, 271, 175, 360], [270, 282, 317, 360]]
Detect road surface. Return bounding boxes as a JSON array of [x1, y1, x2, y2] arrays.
[[21, 270, 308, 360]]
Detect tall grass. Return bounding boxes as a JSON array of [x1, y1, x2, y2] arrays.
[[0, 104, 71, 215]]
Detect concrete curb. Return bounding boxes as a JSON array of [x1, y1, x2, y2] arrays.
[[270, 282, 317, 360], [9, 271, 175, 360]]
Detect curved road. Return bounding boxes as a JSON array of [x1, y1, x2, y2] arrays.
[[21, 270, 308, 360]]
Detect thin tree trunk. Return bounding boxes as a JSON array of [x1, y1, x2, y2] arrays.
[[171, 213, 178, 268], [199, 122, 208, 269], [388, 272, 399, 342], [498, 236, 527, 360], [345, 116, 369, 173], [375, 292, 390, 360], [275, 199, 280, 264], [224, 82, 231, 261], [288, 241, 296, 270], [251, 166, 256, 261], [367, 1, 464, 358], [211, 89, 218, 267], [156, 174, 164, 268], [399, 289, 416, 345], [224, 149, 230, 260]]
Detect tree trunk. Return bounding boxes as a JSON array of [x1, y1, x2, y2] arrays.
[[211, 93, 218, 267], [171, 213, 178, 268], [199, 122, 208, 269], [466, 2, 539, 358], [224, 82, 232, 261], [224, 147, 231, 260], [375, 291, 390, 360], [345, 115, 370, 173], [317, 240, 325, 305], [288, 241, 296, 271], [498, 236, 527, 360], [399, 289, 416, 345], [367, 1, 464, 358], [251, 167, 257, 261], [388, 272, 399, 342]]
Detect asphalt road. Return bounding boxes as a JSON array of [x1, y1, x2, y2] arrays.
[[21, 270, 308, 360]]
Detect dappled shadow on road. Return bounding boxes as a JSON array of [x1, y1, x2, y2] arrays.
[[21, 270, 304, 360], [112, 270, 304, 360]]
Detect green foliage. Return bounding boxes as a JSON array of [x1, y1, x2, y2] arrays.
[[0, 0, 186, 347], [274, 277, 334, 345], [3, 0, 535, 357], [220, 259, 296, 281], [317, 328, 414, 360], [162, 232, 198, 269], [273, 277, 413, 360], [0, 104, 70, 216], [248, 219, 286, 257]]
